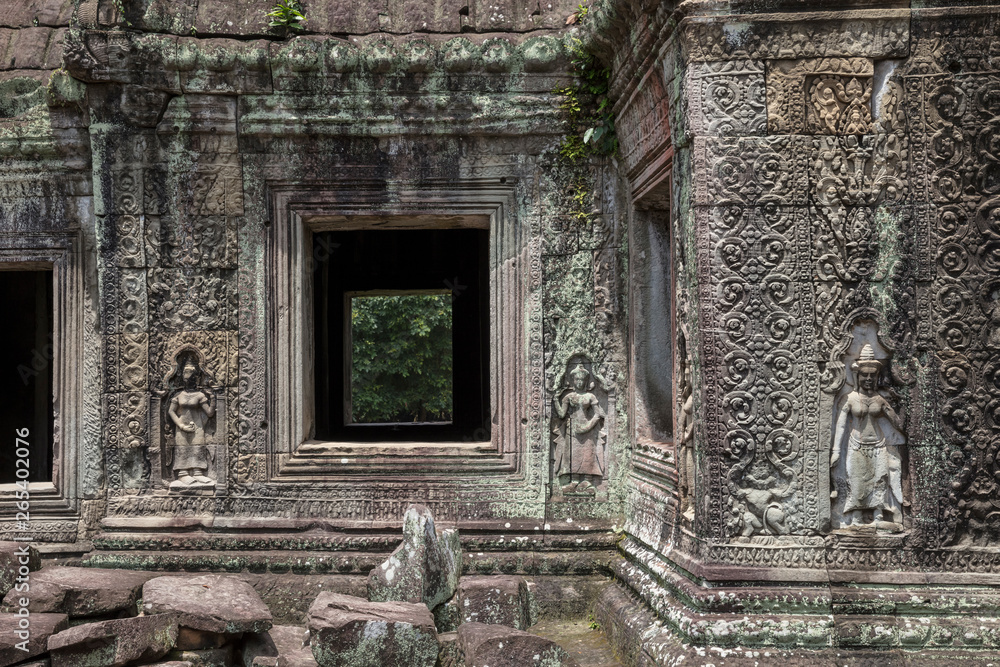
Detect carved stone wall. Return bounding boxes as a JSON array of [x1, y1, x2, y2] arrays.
[[592, 0, 1000, 662], [0, 0, 631, 558]]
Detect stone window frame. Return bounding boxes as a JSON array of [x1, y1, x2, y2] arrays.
[[265, 179, 527, 481], [0, 235, 84, 517]]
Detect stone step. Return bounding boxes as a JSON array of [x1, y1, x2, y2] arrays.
[[0, 612, 67, 666], [1, 566, 153, 619]]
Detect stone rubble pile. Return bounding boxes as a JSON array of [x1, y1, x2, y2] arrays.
[[0, 507, 582, 667]]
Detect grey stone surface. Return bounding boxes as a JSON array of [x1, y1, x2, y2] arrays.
[[251, 625, 317, 667], [163, 645, 234, 667], [306, 592, 439, 667], [0, 542, 39, 600], [47, 613, 180, 667], [437, 631, 459, 667], [0, 612, 67, 665], [457, 622, 580, 667], [457, 575, 531, 630], [1, 566, 153, 617], [367, 505, 461, 611], [432, 594, 460, 633], [143, 574, 273, 634], [239, 630, 278, 667]]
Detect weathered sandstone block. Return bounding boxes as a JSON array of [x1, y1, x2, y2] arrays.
[[2, 566, 153, 618], [367, 504, 461, 611], [142, 574, 273, 634], [307, 592, 439, 667], [48, 613, 180, 667], [0, 542, 39, 599], [457, 575, 531, 630], [457, 622, 579, 667], [0, 611, 67, 665]]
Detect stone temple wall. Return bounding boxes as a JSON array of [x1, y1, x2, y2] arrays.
[[6, 0, 1000, 663], [593, 0, 1000, 663], [0, 0, 627, 577]]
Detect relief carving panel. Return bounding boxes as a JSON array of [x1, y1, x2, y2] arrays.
[[907, 66, 1000, 547], [550, 355, 613, 500], [147, 268, 237, 331]]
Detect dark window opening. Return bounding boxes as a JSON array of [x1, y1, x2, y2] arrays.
[[0, 270, 54, 483], [314, 229, 490, 442]]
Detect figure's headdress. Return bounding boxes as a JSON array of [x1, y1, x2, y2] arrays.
[[852, 343, 882, 373], [570, 364, 590, 384]]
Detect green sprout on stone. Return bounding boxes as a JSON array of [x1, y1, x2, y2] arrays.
[[267, 0, 307, 32]]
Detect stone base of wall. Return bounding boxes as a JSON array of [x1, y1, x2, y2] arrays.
[[595, 552, 1000, 666]]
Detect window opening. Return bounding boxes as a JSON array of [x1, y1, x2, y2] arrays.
[[313, 228, 489, 442], [0, 269, 54, 483]]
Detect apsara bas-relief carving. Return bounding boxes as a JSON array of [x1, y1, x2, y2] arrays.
[[827, 333, 908, 533], [551, 356, 610, 499], [674, 327, 697, 524], [151, 345, 227, 495], [767, 58, 873, 136]]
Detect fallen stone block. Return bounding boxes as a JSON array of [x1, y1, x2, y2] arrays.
[[47, 612, 180, 667], [367, 504, 461, 611], [307, 592, 439, 667], [457, 622, 580, 667], [254, 625, 316, 667], [1, 566, 153, 618], [163, 645, 233, 667], [457, 576, 531, 629], [145, 663, 194, 667], [142, 574, 273, 634], [0, 542, 39, 599], [0, 612, 67, 665]]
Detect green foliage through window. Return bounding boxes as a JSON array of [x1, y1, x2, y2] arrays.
[[350, 294, 453, 424]]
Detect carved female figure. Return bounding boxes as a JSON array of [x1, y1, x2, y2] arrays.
[[830, 344, 906, 529], [553, 364, 606, 495], [678, 368, 695, 521], [166, 355, 216, 489]]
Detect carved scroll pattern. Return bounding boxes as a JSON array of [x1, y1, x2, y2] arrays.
[[702, 204, 812, 537], [688, 59, 767, 138], [909, 69, 1000, 547], [695, 132, 821, 538]]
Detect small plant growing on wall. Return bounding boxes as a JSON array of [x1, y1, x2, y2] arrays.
[[556, 3, 616, 162], [267, 0, 306, 33]]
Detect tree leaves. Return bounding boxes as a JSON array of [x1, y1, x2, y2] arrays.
[[350, 294, 453, 423]]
